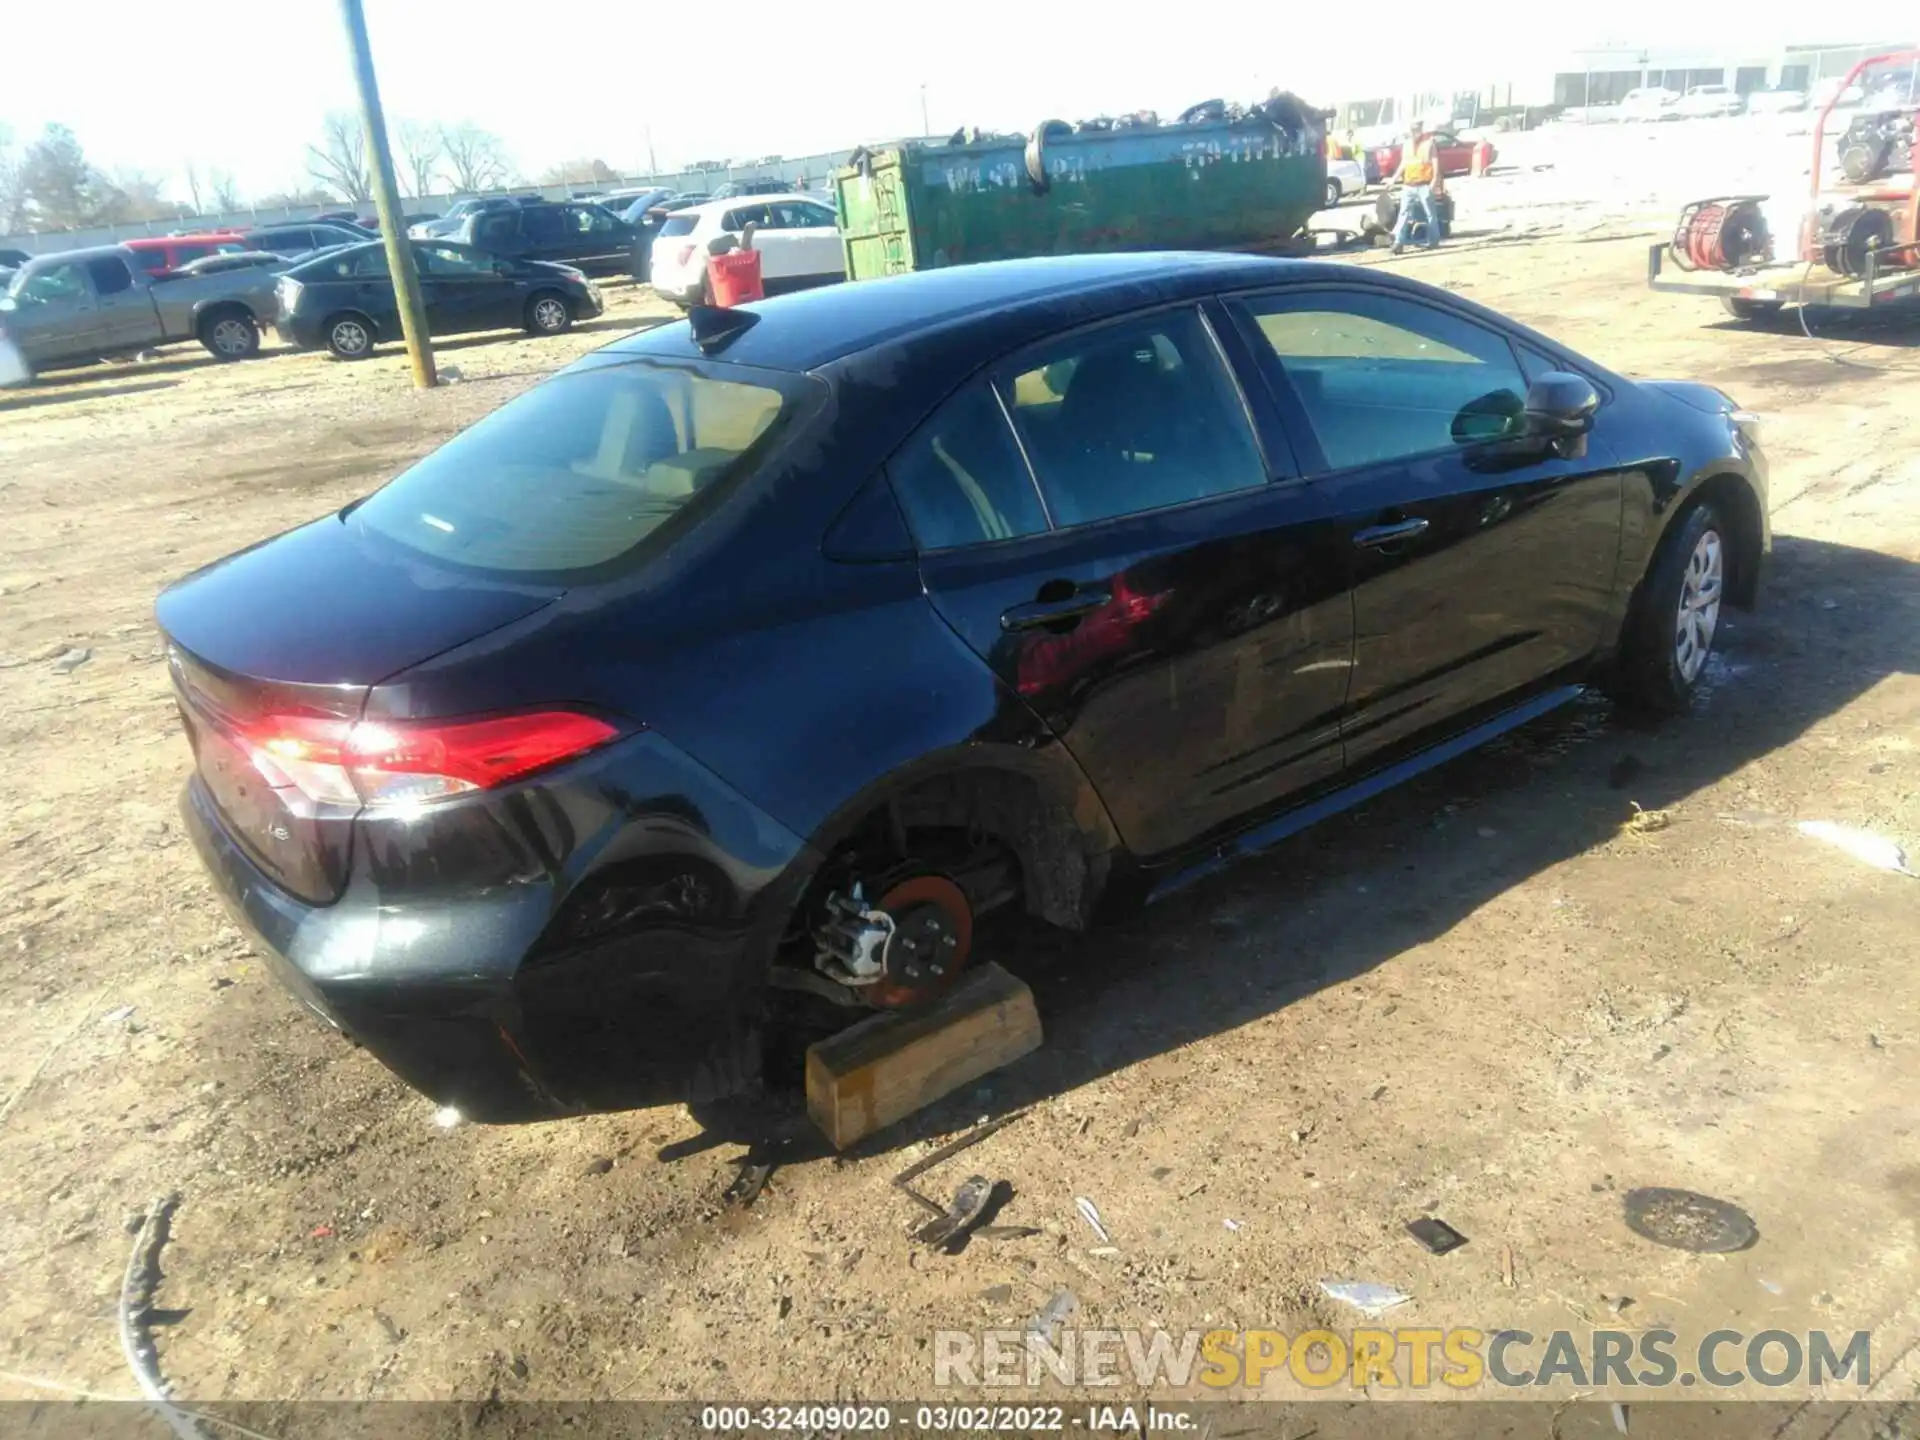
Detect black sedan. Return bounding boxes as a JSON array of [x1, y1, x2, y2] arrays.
[[158, 253, 1768, 1123], [273, 239, 602, 358]]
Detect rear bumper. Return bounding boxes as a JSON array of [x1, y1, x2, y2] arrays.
[[179, 729, 818, 1122], [652, 272, 704, 306]]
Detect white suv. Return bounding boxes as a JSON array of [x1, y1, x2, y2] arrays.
[[649, 194, 845, 306], [1676, 84, 1745, 119]]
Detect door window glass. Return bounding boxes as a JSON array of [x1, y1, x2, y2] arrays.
[[889, 382, 1048, 550], [86, 257, 135, 295], [1000, 309, 1266, 528], [772, 202, 836, 229], [473, 213, 519, 249], [416, 244, 490, 276], [519, 207, 565, 243], [723, 204, 772, 232], [570, 206, 615, 234], [347, 248, 389, 278], [1242, 291, 1531, 469], [17, 262, 87, 304]]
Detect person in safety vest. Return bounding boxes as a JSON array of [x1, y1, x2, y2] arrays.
[[1391, 121, 1446, 254]]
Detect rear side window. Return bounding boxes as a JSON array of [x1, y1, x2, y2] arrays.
[[87, 257, 135, 294], [1000, 308, 1267, 528], [1240, 290, 1530, 470], [350, 361, 818, 578], [889, 383, 1048, 551], [658, 215, 699, 237]]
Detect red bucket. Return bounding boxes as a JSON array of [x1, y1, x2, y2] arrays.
[[707, 249, 764, 308]]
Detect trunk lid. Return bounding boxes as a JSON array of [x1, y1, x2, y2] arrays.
[[157, 515, 561, 903]]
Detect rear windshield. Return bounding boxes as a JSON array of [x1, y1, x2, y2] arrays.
[[658, 215, 699, 237], [349, 360, 817, 579]]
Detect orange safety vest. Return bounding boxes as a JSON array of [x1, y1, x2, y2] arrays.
[[1403, 136, 1437, 185]]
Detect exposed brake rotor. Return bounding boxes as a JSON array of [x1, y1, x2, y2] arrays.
[[813, 872, 973, 1009]]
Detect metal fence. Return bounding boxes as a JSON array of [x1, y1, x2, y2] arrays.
[[0, 150, 858, 257]]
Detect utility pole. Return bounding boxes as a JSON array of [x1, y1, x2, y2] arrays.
[[646, 123, 659, 179], [339, 0, 436, 389], [920, 83, 930, 137]]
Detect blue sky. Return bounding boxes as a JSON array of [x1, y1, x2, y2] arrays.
[[0, 4, 1873, 199]]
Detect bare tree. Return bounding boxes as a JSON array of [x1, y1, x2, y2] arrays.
[[183, 160, 205, 215], [307, 111, 371, 202], [540, 157, 620, 187], [1, 125, 30, 231], [439, 122, 510, 193], [396, 121, 443, 198], [210, 169, 243, 212], [94, 170, 180, 225]]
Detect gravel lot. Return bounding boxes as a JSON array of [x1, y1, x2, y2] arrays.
[[1, 154, 1918, 1422]]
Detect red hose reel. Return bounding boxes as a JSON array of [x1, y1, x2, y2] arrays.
[[1670, 197, 1772, 272]]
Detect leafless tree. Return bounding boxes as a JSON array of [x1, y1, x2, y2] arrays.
[[439, 122, 510, 193], [540, 157, 620, 186], [0, 125, 23, 231], [210, 169, 243, 212], [307, 111, 372, 202], [183, 160, 205, 215], [396, 121, 443, 198]]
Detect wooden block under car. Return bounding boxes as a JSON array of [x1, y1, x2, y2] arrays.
[[805, 963, 1042, 1151]]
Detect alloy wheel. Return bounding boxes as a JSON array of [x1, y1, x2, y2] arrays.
[[533, 298, 568, 332], [331, 320, 370, 356], [1673, 527, 1723, 683], [210, 318, 253, 356]]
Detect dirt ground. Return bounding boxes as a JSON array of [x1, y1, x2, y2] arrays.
[[2, 219, 1918, 1424]]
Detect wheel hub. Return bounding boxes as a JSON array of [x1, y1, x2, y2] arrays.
[[1674, 528, 1723, 684], [812, 872, 973, 1009]]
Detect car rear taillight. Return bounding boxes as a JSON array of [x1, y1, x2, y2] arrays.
[[676, 244, 697, 268], [239, 711, 621, 809]]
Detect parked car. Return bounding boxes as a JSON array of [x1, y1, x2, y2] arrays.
[[709, 178, 792, 200], [456, 201, 637, 276], [1, 247, 34, 268], [312, 210, 373, 229], [240, 223, 377, 260], [157, 251, 1769, 1122], [1620, 86, 1682, 121], [122, 234, 252, 276], [1745, 86, 1808, 115], [1325, 157, 1365, 207], [174, 251, 294, 278], [0, 323, 28, 387], [650, 193, 844, 305], [410, 197, 533, 240], [615, 187, 677, 224], [1, 244, 277, 370], [1676, 84, 1745, 119], [1368, 130, 1488, 181], [272, 239, 602, 359]]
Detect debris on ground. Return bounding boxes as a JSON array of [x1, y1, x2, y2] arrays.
[[1622, 802, 1672, 835], [1611, 1400, 1630, 1434], [1074, 1196, 1110, 1244], [722, 1143, 776, 1208], [1406, 1217, 1469, 1254], [1502, 1246, 1516, 1287], [1795, 820, 1916, 877], [1622, 1187, 1758, 1253], [1318, 1280, 1411, 1316], [1223, 1218, 1244, 1232], [101, 1006, 136, 1026], [118, 1191, 202, 1440], [1029, 1289, 1078, 1341], [890, 1114, 1019, 1220], [51, 647, 92, 674], [910, 1175, 996, 1250]]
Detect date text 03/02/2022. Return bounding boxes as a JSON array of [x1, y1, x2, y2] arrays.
[[699, 1404, 1191, 1432]]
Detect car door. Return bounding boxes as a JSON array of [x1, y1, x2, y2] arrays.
[[899, 304, 1357, 860], [1227, 284, 1625, 775], [4, 260, 100, 362], [559, 204, 627, 270], [770, 201, 845, 281], [414, 243, 517, 334], [84, 255, 158, 349], [723, 204, 781, 277], [515, 206, 568, 266]]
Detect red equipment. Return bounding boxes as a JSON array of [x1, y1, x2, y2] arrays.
[[707, 249, 764, 308], [1799, 49, 1920, 266]]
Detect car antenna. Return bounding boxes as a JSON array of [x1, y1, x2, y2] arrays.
[[686, 303, 760, 355]]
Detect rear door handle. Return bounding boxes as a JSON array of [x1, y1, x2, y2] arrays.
[[1001, 586, 1112, 632], [1352, 518, 1431, 549]]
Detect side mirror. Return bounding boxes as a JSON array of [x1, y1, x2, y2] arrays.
[[1524, 371, 1599, 457], [1524, 371, 1599, 436]]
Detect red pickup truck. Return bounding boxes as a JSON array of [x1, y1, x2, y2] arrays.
[[120, 234, 249, 276]]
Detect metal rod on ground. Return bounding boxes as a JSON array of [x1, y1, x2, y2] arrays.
[[338, 0, 435, 389]]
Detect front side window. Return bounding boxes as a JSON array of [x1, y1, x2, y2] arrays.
[[348, 248, 389, 278], [520, 208, 565, 243], [658, 215, 699, 238], [999, 308, 1267, 529], [416, 244, 490, 277], [351, 361, 819, 579], [889, 382, 1048, 550], [16, 262, 87, 304], [723, 204, 772, 232], [1240, 290, 1531, 470]]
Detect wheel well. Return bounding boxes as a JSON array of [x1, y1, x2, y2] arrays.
[[527, 287, 570, 309], [1685, 473, 1764, 608], [323, 309, 376, 335], [195, 301, 254, 333], [808, 767, 1110, 934]]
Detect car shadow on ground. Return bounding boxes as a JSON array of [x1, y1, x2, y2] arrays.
[[0, 377, 180, 410], [691, 534, 1916, 1163]]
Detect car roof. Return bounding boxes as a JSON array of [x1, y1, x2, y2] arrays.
[[612, 251, 1330, 372], [20, 244, 136, 266], [677, 193, 825, 221]]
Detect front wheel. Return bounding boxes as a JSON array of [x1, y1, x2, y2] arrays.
[[1720, 295, 1781, 323], [525, 292, 573, 336], [1325, 178, 1342, 208], [325, 314, 376, 360], [1607, 502, 1727, 714]]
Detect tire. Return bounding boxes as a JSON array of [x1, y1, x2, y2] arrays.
[[525, 291, 573, 336], [1720, 295, 1780, 323], [197, 308, 260, 362], [1607, 502, 1727, 714], [1325, 178, 1343, 208], [324, 313, 376, 360]]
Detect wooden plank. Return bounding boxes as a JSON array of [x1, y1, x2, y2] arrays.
[[805, 963, 1042, 1151]]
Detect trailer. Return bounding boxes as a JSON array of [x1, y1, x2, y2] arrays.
[[1649, 50, 1920, 323]]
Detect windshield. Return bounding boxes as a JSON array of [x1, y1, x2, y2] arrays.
[[349, 360, 821, 580]]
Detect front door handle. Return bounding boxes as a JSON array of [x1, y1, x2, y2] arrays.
[[1352, 518, 1431, 549], [1001, 585, 1112, 632]]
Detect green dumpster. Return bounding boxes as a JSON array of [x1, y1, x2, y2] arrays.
[[833, 98, 1327, 280]]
